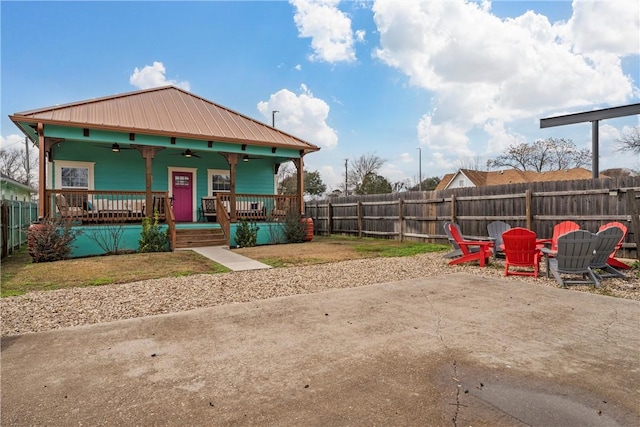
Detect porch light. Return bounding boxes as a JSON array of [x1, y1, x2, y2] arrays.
[[112, 143, 120, 152], [184, 150, 192, 158], [243, 155, 249, 162]]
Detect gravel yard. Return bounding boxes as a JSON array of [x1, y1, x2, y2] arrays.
[[2, 253, 637, 337]]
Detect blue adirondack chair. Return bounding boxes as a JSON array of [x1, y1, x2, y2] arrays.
[[542, 230, 599, 287]]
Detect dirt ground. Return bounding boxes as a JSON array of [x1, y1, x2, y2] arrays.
[[233, 238, 379, 264]]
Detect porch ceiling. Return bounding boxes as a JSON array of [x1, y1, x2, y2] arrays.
[[10, 86, 320, 154]]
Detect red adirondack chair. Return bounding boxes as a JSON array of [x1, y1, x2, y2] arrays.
[[446, 223, 493, 267], [502, 228, 543, 278], [598, 222, 630, 270], [539, 220, 580, 252]]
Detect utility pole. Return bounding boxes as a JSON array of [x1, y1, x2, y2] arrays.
[[25, 136, 30, 186], [344, 159, 348, 195], [272, 110, 279, 127]]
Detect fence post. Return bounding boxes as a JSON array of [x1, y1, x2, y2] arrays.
[[525, 189, 532, 230], [450, 194, 457, 223], [357, 201, 362, 238], [398, 198, 403, 242], [626, 189, 640, 259], [327, 202, 333, 235]]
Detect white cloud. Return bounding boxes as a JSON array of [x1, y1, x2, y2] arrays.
[[294, 64, 302, 71], [1, 134, 27, 150], [564, 0, 640, 56], [372, 0, 638, 170], [290, 0, 357, 63], [129, 61, 190, 91], [257, 84, 338, 149]]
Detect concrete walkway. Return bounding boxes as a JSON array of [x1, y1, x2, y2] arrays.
[[181, 246, 271, 271], [2, 273, 639, 426]]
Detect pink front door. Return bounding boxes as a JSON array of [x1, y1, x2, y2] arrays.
[[172, 171, 193, 222]]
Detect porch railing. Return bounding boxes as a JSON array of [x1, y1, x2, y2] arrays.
[[213, 194, 299, 246], [44, 189, 170, 224]]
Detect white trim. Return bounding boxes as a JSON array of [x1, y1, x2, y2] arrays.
[[168, 166, 198, 222], [53, 160, 95, 190], [207, 168, 231, 196]]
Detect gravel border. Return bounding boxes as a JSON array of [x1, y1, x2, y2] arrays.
[[1, 253, 637, 336]]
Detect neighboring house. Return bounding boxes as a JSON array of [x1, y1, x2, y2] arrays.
[[9, 86, 320, 254], [0, 173, 35, 201], [435, 168, 598, 191]]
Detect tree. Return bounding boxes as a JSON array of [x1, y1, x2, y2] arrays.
[[279, 169, 327, 197], [486, 138, 591, 172], [456, 156, 483, 171], [347, 153, 385, 192], [409, 176, 441, 191], [355, 173, 392, 195], [618, 126, 640, 154], [1, 145, 37, 185]]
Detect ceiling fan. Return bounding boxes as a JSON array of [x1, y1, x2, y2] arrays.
[[242, 154, 262, 162], [180, 149, 201, 158], [94, 143, 136, 152]]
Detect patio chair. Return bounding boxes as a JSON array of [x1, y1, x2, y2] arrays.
[[55, 194, 90, 221], [487, 220, 511, 257], [539, 220, 580, 252], [598, 222, 630, 270], [589, 227, 626, 285], [445, 222, 493, 267], [201, 196, 217, 222], [442, 221, 480, 259], [542, 230, 599, 288], [502, 227, 542, 278]]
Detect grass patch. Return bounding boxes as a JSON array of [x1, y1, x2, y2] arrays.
[[354, 241, 448, 257], [1, 247, 229, 297], [3, 235, 450, 297]]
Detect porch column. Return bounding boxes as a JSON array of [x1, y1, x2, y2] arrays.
[[293, 156, 304, 215], [136, 146, 163, 217], [222, 153, 239, 222], [37, 123, 46, 219]]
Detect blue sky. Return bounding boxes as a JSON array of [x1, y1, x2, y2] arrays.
[[2, 0, 639, 192]]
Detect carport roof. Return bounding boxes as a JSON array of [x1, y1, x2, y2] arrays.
[[10, 86, 320, 153]]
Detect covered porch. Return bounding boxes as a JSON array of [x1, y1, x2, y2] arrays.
[[10, 86, 318, 253]]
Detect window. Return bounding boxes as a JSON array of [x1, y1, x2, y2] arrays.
[[55, 161, 94, 190], [208, 169, 230, 195]]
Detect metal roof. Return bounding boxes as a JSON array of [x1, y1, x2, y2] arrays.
[[10, 86, 320, 153]]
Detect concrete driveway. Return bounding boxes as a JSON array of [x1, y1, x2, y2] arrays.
[[2, 273, 639, 426]]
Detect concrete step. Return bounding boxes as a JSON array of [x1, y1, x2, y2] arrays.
[[174, 228, 226, 249]]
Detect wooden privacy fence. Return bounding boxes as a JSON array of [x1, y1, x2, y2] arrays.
[[1, 200, 39, 259], [305, 176, 640, 260]]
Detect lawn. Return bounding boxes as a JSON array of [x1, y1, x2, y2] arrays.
[[1, 236, 449, 297]]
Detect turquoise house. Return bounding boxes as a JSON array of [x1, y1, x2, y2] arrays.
[[9, 86, 319, 256]]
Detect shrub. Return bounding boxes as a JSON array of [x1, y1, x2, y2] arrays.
[[139, 214, 169, 252], [235, 219, 259, 247], [28, 217, 81, 263], [283, 211, 305, 244]]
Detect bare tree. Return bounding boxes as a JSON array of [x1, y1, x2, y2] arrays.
[[487, 138, 590, 172], [456, 156, 483, 171], [618, 126, 640, 154], [347, 153, 385, 191], [0, 145, 37, 185]]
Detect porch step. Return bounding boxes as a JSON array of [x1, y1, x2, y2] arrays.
[[174, 228, 226, 249]]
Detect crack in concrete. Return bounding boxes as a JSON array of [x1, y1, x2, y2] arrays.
[[603, 309, 618, 341], [452, 360, 461, 427]]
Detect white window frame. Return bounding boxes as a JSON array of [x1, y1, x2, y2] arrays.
[[207, 168, 231, 196], [54, 160, 95, 190]]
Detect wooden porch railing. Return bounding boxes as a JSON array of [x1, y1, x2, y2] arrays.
[[212, 194, 299, 246], [44, 189, 170, 224]]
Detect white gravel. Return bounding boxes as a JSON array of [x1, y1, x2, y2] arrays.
[[1, 253, 637, 336]]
